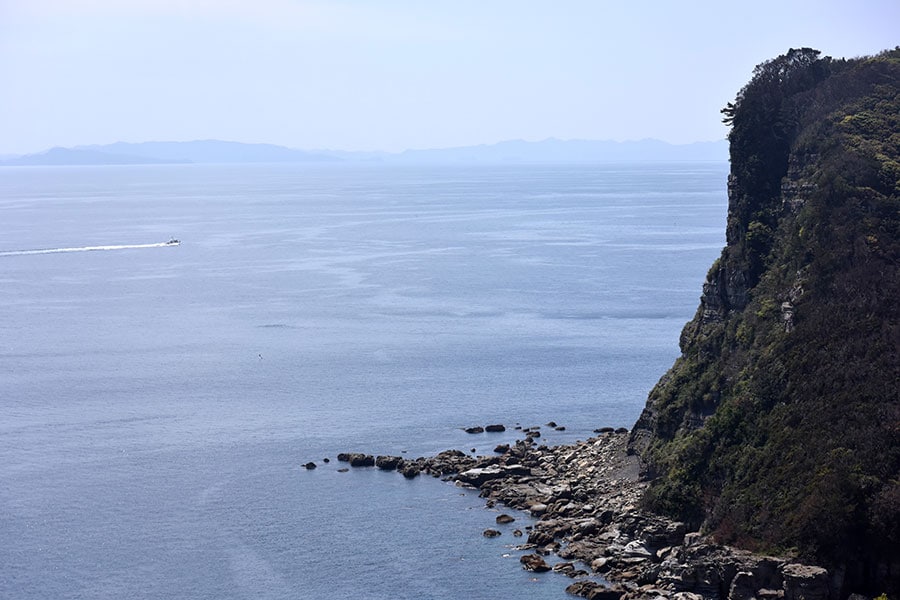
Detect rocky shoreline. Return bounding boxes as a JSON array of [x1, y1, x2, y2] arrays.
[[325, 428, 834, 600]]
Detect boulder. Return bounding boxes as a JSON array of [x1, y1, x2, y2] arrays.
[[303, 462, 317, 470], [565, 580, 623, 600], [527, 530, 555, 547], [399, 464, 420, 479], [565, 580, 597, 598], [456, 465, 530, 487], [591, 557, 610, 573], [482, 529, 501, 538], [622, 540, 652, 558], [728, 571, 757, 600], [485, 424, 506, 432], [520, 554, 551, 572], [529, 503, 549, 516], [429, 449, 477, 474], [465, 426, 484, 434], [349, 454, 375, 467], [337, 452, 375, 466], [496, 514, 516, 524], [375, 455, 403, 470], [781, 564, 829, 600], [494, 444, 510, 453]]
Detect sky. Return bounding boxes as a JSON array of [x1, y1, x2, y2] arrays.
[[0, 0, 898, 155]]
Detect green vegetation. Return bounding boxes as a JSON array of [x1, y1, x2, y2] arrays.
[[630, 48, 900, 594]]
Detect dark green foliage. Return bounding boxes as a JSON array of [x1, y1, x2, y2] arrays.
[[632, 48, 900, 595]]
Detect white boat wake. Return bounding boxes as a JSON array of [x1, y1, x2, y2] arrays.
[[0, 240, 180, 257]]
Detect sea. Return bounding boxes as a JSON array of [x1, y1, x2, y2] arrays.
[[0, 162, 727, 600]]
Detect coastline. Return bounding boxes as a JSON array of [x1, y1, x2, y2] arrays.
[[332, 430, 832, 600]]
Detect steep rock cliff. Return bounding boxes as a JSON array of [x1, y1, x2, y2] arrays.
[[629, 48, 900, 595]]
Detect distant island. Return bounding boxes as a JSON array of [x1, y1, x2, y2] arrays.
[[0, 138, 728, 167]]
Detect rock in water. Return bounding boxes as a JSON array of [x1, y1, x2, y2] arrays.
[[375, 455, 403, 470], [519, 554, 551, 572]]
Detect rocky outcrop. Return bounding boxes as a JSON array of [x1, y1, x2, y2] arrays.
[[339, 430, 840, 599], [627, 48, 900, 596]]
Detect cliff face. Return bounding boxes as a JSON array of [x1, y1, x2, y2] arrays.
[[629, 48, 900, 595]]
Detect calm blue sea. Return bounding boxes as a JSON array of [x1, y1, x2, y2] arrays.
[[0, 163, 727, 599]]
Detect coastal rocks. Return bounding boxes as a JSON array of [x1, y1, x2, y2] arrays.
[[339, 447, 485, 480], [338, 430, 838, 600], [465, 432, 833, 599], [464, 426, 485, 434], [485, 424, 506, 432], [303, 462, 317, 470]]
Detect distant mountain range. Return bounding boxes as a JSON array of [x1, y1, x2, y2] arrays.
[[1, 138, 728, 166]]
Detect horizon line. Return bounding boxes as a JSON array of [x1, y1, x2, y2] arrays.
[[3, 136, 729, 159]]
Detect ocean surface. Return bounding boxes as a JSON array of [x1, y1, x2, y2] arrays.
[[0, 162, 727, 599]]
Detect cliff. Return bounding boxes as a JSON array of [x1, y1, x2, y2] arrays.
[[629, 48, 900, 595]]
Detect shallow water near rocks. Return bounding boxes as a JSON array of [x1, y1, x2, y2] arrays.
[[0, 162, 726, 599]]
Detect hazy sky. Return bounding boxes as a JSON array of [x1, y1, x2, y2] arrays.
[[1, 0, 898, 155]]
